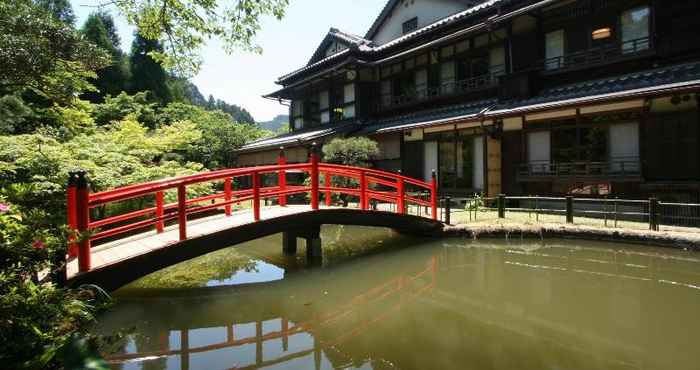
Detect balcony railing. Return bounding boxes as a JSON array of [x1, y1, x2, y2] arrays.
[[517, 157, 642, 182], [539, 37, 652, 72], [378, 65, 506, 111]]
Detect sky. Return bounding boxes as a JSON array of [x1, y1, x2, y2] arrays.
[[71, 0, 388, 122]]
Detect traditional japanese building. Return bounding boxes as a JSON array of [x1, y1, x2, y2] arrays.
[[240, 0, 700, 202]]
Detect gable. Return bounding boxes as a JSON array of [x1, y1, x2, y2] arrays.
[[367, 0, 479, 45], [307, 28, 370, 66]]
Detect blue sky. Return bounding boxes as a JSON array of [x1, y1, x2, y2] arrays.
[[71, 0, 387, 122]]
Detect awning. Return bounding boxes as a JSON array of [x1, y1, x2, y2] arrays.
[[239, 122, 358, 153]]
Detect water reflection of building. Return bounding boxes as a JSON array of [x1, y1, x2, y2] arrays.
[[101, 241, 700, 370]]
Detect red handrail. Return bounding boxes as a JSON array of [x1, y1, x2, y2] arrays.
[[67, 153, 439, 273]]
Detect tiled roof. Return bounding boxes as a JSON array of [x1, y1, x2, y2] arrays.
[[357, 99, 497, 135], [239, 122, 358, 152], [490, 61, 700, 114], [356, 61, 700, 136]]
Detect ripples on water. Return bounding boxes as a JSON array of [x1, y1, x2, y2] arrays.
[[95, 226, 700, 370]]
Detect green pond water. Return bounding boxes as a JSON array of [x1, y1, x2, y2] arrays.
[[95, 226, 700, 370]]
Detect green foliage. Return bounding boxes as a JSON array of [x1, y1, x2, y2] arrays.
[[158, 102, 267, 168], [115, 0, 289, 75], [0, 0, 109, 102], [322, 137, 380, 167], [34, 0, 76, 25], [0, 199, 111, 368], [81, 12, 130, 103], [92, 92, 157, 128], [205, 94, 256, 124], [129, 34, 172, 104], [0, 95, 33, 135]]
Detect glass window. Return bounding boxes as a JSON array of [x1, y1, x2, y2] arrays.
[[440, 61, 456, 94], [344, 84, 355, 103], [321, 111, 330, 124], [489, 46, 506, 76], [343, 105, 355, 119], [545, 30, 565, 70], [380, 80, 392, 107], [319, 90, 329, 110], [415, 69, 428, 99], [293, 118, 304, 130], [403, 17, 418, 35], [456, 40, 470, 53], [621, 6, 650, 53]]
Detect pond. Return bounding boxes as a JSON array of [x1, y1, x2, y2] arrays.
[[95, 226, 700, 370]]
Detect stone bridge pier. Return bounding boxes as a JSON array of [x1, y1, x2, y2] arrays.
[[283, 224, 323, 264]]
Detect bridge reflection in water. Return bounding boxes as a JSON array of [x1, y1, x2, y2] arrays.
[[98, 237, 700, 370]]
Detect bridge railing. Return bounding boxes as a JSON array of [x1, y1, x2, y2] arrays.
[[66, 147, 438, 273]]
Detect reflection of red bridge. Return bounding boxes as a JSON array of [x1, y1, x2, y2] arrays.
[[105, 256, 438, 370], [65, 149, 443, 290]]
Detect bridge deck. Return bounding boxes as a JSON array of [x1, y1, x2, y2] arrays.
[[66, 205, 318, 279]]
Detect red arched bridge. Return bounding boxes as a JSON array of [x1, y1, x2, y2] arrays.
[[65, 150, 444, 290]]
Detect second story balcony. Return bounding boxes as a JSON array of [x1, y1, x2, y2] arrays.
[[538, 37, 653, 74], [377, 64, 506, 112], [517, 157, 642, 183]]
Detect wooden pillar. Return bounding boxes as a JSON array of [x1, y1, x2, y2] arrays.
[[282, 231, 297, 255], [397, 171, 405, 215], [487, 136, 502, 197], [360, 171, 368, 210], [255, 321, 263, 366], [278, 147, 287, 207], [310, 144, 320, 211], [282, 318, 289, 351], [252, 171, 261, 221], [324, 172, 332, 207], [430, 170, 438, 220], [76, 171, 91, 273], [156, 191, 165, 232], [224, 178, 232, 216], [66, 172, 78, 258], [177, 185, 187, 241], [181, 329, 190, 370]]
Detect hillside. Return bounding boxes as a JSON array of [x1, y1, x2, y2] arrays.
[[258, 115, 289, 132]]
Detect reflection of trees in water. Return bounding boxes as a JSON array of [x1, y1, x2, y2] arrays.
[[127, 248, 257, 289], [322, 225, 424, 265]]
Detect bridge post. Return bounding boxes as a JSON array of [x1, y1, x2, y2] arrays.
[[177, 185, 188, 241], [430, 170, 438, 221], [282, 231, 297, 255], [304, 224, 322, 265], [278, 147, 287, 207], [66, 172, 78, 258], [397, 170, 405, 215], [310, 143, 320, 211], [324, 172, 332, 207], [360, 171, 368, 210], [156, 191, 165, 232], [76, 171, 91, 273], [252, 171, 261, 221], [224, 178, 232, 216]]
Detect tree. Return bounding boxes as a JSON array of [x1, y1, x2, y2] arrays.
[[34, 0, 75, 26], [0, 0, 109, 102], [81, 12, 130, 102], [321, 137, 380, 206], [113, 0, 289, 75], [129, 34, 171, 104]]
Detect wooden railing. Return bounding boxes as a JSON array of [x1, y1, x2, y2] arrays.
[[517, 158, 642, 181], [378, 64, 506, 111], [539, 37, 652, 72], [66, 148, 438, 273]]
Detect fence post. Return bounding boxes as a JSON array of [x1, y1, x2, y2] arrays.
[[66, 172, 78, 258], [324, 172, 332, 207], [156, 191, 165, 232], [76, 171, 91, 272], [397, 170, 405, 215], [360, 171, 368, 210], [649, 197, 658, 231], [252, 171, 261, 221], [310, 143, 320, 211], [566, 196, 574, 224], [278, 147, 287, 207], [430, 170, 438, 221], [177, 184, 187, 241], [498, 194, 506, 219], [445, 196, 452, 225]]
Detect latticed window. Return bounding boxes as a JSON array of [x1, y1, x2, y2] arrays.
[[402, 17, 418, 35]]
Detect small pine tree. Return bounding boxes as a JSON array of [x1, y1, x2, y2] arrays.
[[81, 12, 129, 102]]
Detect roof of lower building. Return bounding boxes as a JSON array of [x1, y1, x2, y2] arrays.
[[307, 28, 373, 66], [239, 121, 358, 153]]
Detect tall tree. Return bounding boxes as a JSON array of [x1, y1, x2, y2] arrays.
[[0, 0, 108, 102], [81, 12, 130, 102], [129, 33, 171, 104], [34, 0, 75, 26]]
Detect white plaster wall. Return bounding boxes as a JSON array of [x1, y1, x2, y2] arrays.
[[372, 0, 471, 45]]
